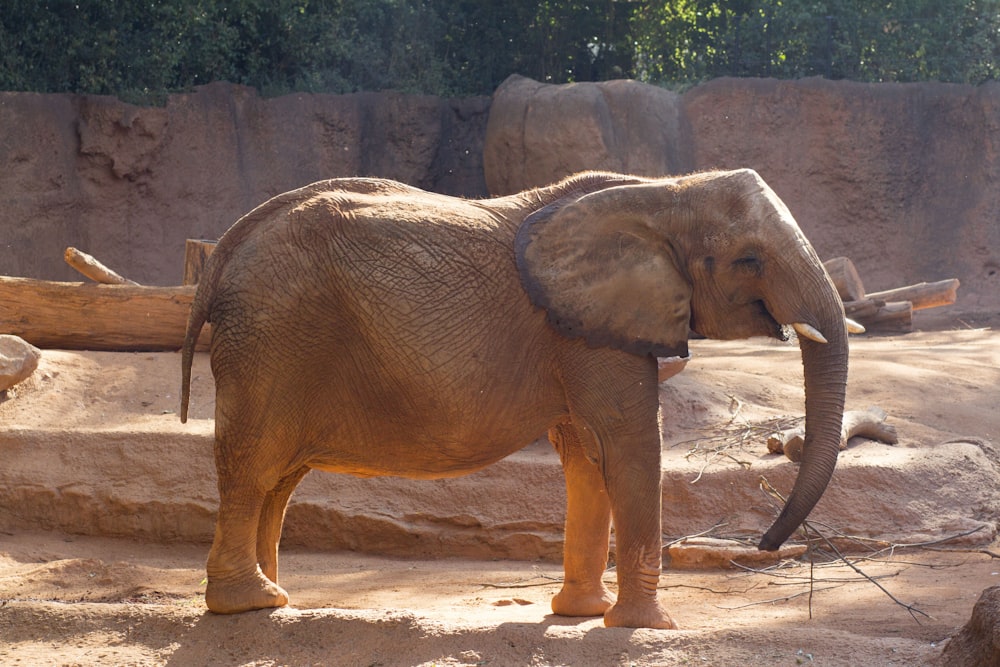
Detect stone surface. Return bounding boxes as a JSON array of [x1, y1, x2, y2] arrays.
[[483, 74, 688, 195], [0, 335, 41, 391], [0, 330, 996, 560], [484, 75, 1000, 320], [939, 585, 1000, 666], [5, 77, 999, 321], [0, 83, 489, 286]]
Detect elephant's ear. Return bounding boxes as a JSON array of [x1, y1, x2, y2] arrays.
[[515, 185, 691, 358]]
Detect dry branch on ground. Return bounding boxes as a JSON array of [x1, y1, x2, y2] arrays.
[[767, 406, 898, 462]]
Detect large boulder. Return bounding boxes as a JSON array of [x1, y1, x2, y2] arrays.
[[483, 74, 688, 196], [939, 585, 1000, 666]]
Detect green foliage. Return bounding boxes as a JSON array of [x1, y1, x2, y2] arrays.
[[633, 0, 1000, 84], [1, 0, 998, 100]]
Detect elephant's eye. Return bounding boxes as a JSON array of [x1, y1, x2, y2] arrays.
[[732, 255, 763, 277]]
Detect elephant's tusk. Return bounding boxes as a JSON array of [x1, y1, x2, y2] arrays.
[[845, 317, 866, 334], [792, 322, 828, 344]]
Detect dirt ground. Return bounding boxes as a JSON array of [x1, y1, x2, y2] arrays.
[[1, 309, 999, 666]]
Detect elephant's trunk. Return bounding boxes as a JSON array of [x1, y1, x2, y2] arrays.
[[758, 312, 848, 551]]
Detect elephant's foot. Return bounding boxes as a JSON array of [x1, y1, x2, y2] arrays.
[[551, 583, 615, 617], [205, 567, 289, 614], [603, 598, 677, 629]]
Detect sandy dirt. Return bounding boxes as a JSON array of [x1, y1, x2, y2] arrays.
[[1, 310, 999, 666]]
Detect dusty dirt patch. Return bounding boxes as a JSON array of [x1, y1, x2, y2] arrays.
[[1, 532, 997, 665], [1, 311, 999, 665]]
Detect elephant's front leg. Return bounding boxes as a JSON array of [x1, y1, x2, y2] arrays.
[[559, 353, 675, 629], [549, 422, 615, 617], [600, 425, 676, 630]]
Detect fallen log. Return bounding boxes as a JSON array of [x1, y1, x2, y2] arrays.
[[866, 279, 960, 311], [841, 299, 911, 333], [857, 300, 913, 334], [64, 247, 139, 285], [0, 276, 209, 352], [842, 296, 888, 318], [842, 297, 884, 321], [768, 406, 898, 462]]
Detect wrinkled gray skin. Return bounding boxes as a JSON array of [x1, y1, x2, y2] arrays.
[[180, 169, 848, 629]]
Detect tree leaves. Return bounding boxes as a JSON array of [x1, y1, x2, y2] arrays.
[[1, 0, 998, 100]]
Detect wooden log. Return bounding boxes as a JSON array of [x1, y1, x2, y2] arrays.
[[0, 276, 209, 352], [823, 257, 866, 302], [862, 300, 913, 334], [866, 279, 960, 311], [183, 239, 218, 286], [840, 299, 912, 334], [842, 297, 884, 321], [768, 406, 898, 462], [64, 247, 139, 285]]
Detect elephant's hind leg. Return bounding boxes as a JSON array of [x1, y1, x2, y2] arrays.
[[549, 422, 616, 617], [205, 481, 290, 614], [205, 409, 297, 615], [257, 465, 311, 583]]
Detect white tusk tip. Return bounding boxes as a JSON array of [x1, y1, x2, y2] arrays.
[[792, 322, 828, 344], [846, 318, 866, 334]]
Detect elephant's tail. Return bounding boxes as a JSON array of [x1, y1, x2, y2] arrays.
[[179, 283, 212, 424]]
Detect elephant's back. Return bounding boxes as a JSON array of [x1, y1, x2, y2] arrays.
[[205, 181, 532, 357]]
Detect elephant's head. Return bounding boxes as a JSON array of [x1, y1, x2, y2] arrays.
[[515, 169, 848, 550]]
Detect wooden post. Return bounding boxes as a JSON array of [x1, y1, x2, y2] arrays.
[[823, 257, 866, 302], [183, 239, 218, 286]]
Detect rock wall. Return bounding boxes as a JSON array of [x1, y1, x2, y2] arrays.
[[1, 76, 998, 317], [0, 82, 490, 285], [486, 75, 1000, 316]]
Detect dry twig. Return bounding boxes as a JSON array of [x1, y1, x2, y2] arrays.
[[757, 476, 932, 623], [672, 404, 801, 483]]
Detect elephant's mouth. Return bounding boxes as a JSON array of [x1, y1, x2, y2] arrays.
[[689, 299, 785, 341], [755, 299, 788, 341]]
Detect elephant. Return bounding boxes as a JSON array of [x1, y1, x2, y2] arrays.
[[180, 168, 850, 629]]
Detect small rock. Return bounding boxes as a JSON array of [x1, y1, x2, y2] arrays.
[[0, 335, 42, 391]]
